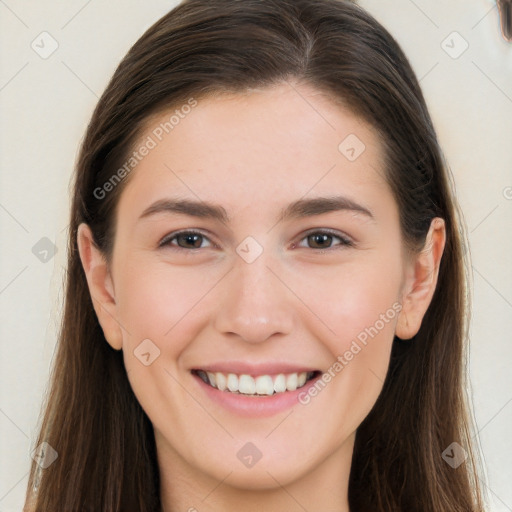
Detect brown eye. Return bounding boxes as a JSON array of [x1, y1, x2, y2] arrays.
[[176, 233, 203, 248], [159, 231, 213, 250], [308, 233, 333, 249], [297, 230, 353, 250]]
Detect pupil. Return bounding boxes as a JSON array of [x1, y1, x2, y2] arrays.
[[310, 234, 331, 248], [182, 234, 201, 248]]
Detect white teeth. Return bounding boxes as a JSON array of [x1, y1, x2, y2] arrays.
[[207, 371, 216, 388], [196, 370, 313, 396], [215, 372, 227, 391], [273, 374, 287, 393], [239, 374, 256, 394], [255, 375, 274, 396], [227, 373, 239, 392], [286, 373, 298, 391]]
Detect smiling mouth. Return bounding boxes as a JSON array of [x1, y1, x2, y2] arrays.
[[191, 369, 321, 396]]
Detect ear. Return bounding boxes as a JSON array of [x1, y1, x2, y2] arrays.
[[77, 223, 123, 350], [396, 217, 446, 340]]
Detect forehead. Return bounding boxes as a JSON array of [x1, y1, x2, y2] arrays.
[[116, 82, 392, 225]]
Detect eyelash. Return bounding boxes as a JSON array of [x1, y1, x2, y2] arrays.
[[158, 229, 354, 252]]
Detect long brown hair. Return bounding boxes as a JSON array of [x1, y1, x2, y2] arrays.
[[24, 0, 486, 510]]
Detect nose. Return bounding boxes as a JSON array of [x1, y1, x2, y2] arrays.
[[213, 250, 295, 344]]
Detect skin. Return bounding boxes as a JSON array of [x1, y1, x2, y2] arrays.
[[77, 81, 445, 512]]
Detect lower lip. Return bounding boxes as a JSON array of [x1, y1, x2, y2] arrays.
[[191, 373, 322, 417]]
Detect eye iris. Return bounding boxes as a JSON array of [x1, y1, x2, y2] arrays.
[[178, 233, 202, 248], [309, 233, 332, 248]]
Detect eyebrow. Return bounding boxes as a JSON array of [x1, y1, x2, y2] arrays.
[[138, 195, 374, 224]]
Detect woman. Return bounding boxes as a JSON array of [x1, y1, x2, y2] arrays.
[[24, 0, 486, 510]]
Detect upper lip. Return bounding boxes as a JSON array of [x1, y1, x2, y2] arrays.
[[191, 361, 320, 376]]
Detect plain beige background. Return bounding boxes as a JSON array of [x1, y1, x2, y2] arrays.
[[0, 1, 511, 510]]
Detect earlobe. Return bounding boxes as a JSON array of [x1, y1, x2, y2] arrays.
[[77, 223, 123, 350], [395, 217, 446, 340]]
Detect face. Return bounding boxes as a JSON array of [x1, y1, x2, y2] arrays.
[[79, 81, 441, 492]]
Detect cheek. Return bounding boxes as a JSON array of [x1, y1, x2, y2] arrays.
[[291, 254, 401, 429], [114, 257, 221, 349], [291, 253, 402, 350], [113, 258, 216, 429]]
